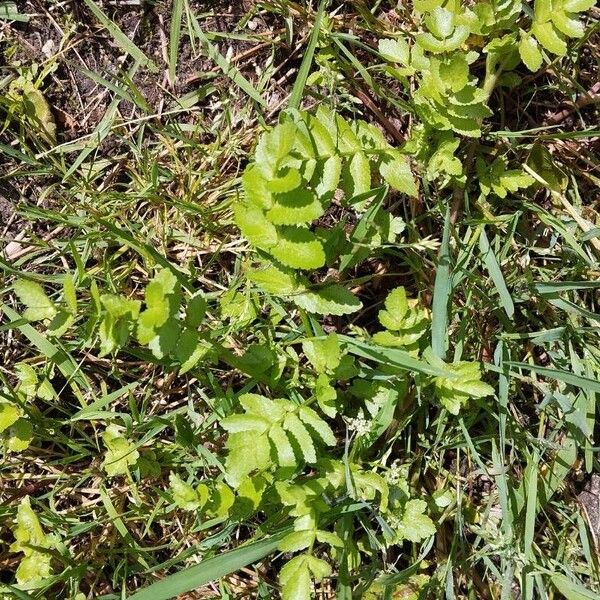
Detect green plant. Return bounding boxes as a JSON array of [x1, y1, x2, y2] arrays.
[[9, 497, 56, 584], [237, 107, 417, 314], [1, 0, 598, 597]]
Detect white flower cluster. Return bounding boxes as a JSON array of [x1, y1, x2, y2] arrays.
[[346, 415, 372, 437]]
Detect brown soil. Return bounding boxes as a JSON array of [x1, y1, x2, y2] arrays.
[[0, 0, 290, 140]]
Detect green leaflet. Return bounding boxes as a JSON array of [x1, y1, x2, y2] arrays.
[[270, 227, 326, 270], [247, 263, 303, 295], [526, 0, 594, 64], [293, 284, 363, 316], [6, 75, 57, 143], [302, 333, 341, 374], [477, 156, 534, 198], [267, 189, 325, 225], [378, 38, 410, 64], [137, 270, 184, 359], [280, 553, 332, 600], [280, 555, 313, 600], [416, 6, 472, 53], [373, 287, 430, 350], [519, 32, 543, 71], [233, 108, 419, 315], [13, 279, 57, 321], [169, 472, 206, 511], [221, 393, 336, 485], [102, 424, 139, 476], [169, 473, 239, 519], [385, 499, 436, 544], [234, 202, 278, 250], [425, 349, 495, 414], [256, 121, 298, 174], [0, 401, 20, 432], [5, 418, 34, 452], [0, 396, 33, 453], [379, 152, 418, 197], [343, 151, 371, 198], [9, 497, 54, 584], [98, 293, 141, 356]]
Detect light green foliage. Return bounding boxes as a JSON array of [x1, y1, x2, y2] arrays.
[[4, 418, 34, 452], [379, 3, 495, 138], [13, 279, 57, 321], [373, 287, 430, 350], [378, 0, 595, 194], [477, 156, 535, 198], [378, 38, 411, 66], [137, 269, 180, 345], [0, 401, 20, 432], [363, 575, 431, 600], [102, 424, 139, 476], [526, 0, 595, 68], [426, 131, 463, 181], [416, 6, 473, 54], [99, 293, 141, 356], [472, 0, 522, 34], [12, 275, 78, 337], [293, 284, 363, 316], [15, 363, 54, 400], [6, 70, 56, 143], [9, 497, 54, 584], [302, 334, 341, 374], [48, 274, 78, 337], [221, 393, 336, 485], [4, 0, 597, 594], [386, 499, 436, 543], [235, 107, 417, 314], [425, 349, 495, 414], [170, 472, 206, 511], [0, 364, 47, 453], [248, 262, 363, 316], [0, 398, 33, 453], [280, 554, 331, 600], [412, 57, 493, 137]]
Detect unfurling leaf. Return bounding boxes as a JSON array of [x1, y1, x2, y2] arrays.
[[102, 424, 139, 476], [10, 497, 54, 584]]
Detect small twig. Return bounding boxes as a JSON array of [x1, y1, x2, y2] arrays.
[[350, 85, 406, 146], [546, 82, 600, 125]]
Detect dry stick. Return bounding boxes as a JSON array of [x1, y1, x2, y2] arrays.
[[522, 163, 600, 256], [546, 82, 600, 125], [350, 86, 406, 146]]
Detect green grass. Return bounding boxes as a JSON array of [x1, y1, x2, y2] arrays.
[[1, 1, 600, 599]]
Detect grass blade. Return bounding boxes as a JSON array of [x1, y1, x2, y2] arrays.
[[288, 0, 329, 109], [169, 0, 185, 83], [506, 361, 600, 394], [522, 452, 539, 600], [341, 336, 449, 376], [82, 0, 157, 72], [479, 227, 514, 318], [431, 204, 452, 359], [187, 16, 267, 107], [127, 531, 288, 600], [0, 2, 29, 21], [551, 574, 600, 600], [534, 281, 600, 294]]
